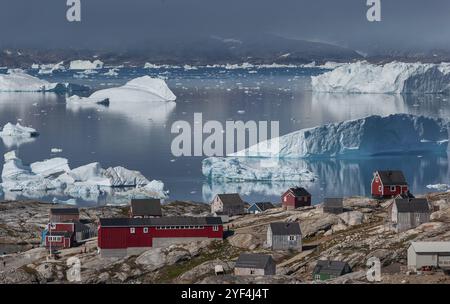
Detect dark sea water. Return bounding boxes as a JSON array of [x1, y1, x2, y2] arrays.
[[1, 66, 450, 206]]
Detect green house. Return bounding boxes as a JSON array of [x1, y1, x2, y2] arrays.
[[312, 260, 352, 281]]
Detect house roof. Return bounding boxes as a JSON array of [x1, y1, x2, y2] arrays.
[[235, 253, 273, 269], [324, 198, 343, 208], [50, 208, 79, 215], [313, 260, 351, 276], [251, 202, 275, 212], [410, 242, 450, 253], [376, 170, 408, 185], [269, 222, 301, 236], [286, 187, 311, 197], [394, 198, 430, 213], [99, 216, 223, 227], [216, 193, 244, 206], [130, 199, 162, 217]]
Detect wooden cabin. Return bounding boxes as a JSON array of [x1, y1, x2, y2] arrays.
[[312, 260, 352, 281], [211, 193, 245, 216], [389, 198, 431, 232], [49, 208, 79, 223], [234, 253, 276, 276], [408, 242, 450, 271], [267, 222, 302, 251], [371, 170, 409, 199], [323, 198, 344, 214], [247, 202, 275, 214], [281, 187, 311, 210]]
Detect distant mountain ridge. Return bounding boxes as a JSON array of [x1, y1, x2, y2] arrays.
[[0, 34, 362, 68]]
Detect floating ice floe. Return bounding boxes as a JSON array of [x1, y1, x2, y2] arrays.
[[103, 68, 119, 77], [69, 59, 104, 70], [0, 151, 168, 203], [0, 70, 89, 93], [312, 61, 450, 94], [202, 157, 317, 182], [230, 114, 450, 159], [426, 184, 450, 191], [51, 148, 63, 153], [66, 76, 176, 104], [0, 122, 39, 148], [37, 61, 65, 75]]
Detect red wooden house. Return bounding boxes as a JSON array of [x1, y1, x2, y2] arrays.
[[281, 187, 311, 210], [98, 216, 223, 257], [371, 170, 409, 199]]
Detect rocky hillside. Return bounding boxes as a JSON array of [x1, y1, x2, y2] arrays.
[[1, 193, 450, 284]]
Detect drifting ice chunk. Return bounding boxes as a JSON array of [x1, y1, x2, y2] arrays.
[[30, 158, 70, 178], [312, 61, 450, 94], [0, 71, 58, 92], [66, 76, 176, 103], [103, 166, 150, 187], [202, 157, 317, 182], [231, 114, 450, 159], [69, 59, 104, 70], [0, 122, 38, 137]]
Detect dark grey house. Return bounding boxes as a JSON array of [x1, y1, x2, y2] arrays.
[[211, 193, 245, 216], [247, 202, 276, 214], [234, 253, 276, 276], [389, 198, 431, 232], [130, 199, 162, 218], [323, 198, 344, 214], [267, 222, 302, 251], [312, 260, 352, 281]]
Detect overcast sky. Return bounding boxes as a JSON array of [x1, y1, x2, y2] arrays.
[[0, 0, 449, 53]]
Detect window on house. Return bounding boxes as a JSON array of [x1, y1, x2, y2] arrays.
[[390, 186, 396, 192], [143, 227, 148, 233], [378, 185, 382, 192], [288, 235, 296, 241], [315, 274, 320, 280], [284, 196, 287, 202], [130, 227, 135, 234], [250, 270, 255, 275], [213, 225, 219, 231]]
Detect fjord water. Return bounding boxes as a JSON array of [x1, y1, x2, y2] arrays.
[[0, 67, 449, 206]]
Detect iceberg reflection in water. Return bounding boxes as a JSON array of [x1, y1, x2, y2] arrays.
[[202, 153, 450, 204]]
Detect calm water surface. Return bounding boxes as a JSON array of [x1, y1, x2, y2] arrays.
[[1, 67, 449, 206]]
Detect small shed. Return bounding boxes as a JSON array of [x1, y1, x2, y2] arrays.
[[234, 253, 276, 276], [50, 208, 79, 223], [281, 187, 311, 210], [267, 222, 302, 251], [389, 198, 431, 232], [323, 198, 344, 214], [247, 202, 275, 214], [211, 193, 245, 216], [130, 199, 162, 218], [312, 260, 352, 281], [407, 242, 450, 271]]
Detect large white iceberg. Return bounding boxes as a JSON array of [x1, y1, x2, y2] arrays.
[[1, 151, 168, 202], [311, 61, 450, 94], [231, 114, 449, 159], [66, 76, 176, 104], [69, 59, 104, 70]]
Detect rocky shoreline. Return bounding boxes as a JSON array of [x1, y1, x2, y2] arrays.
[[1, 192, 450, 284]]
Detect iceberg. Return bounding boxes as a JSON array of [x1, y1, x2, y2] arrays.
[[66, 76, 176, 104], [0, 122, 39, 148], [0, 122, 39, 138], [0, 151, 168, 202], [202, 157, 317, 182], [69, 59, 104, 70], [0, 70, 89, 93], [311, 61, 450, 94], [231, 114, 450, 159]]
